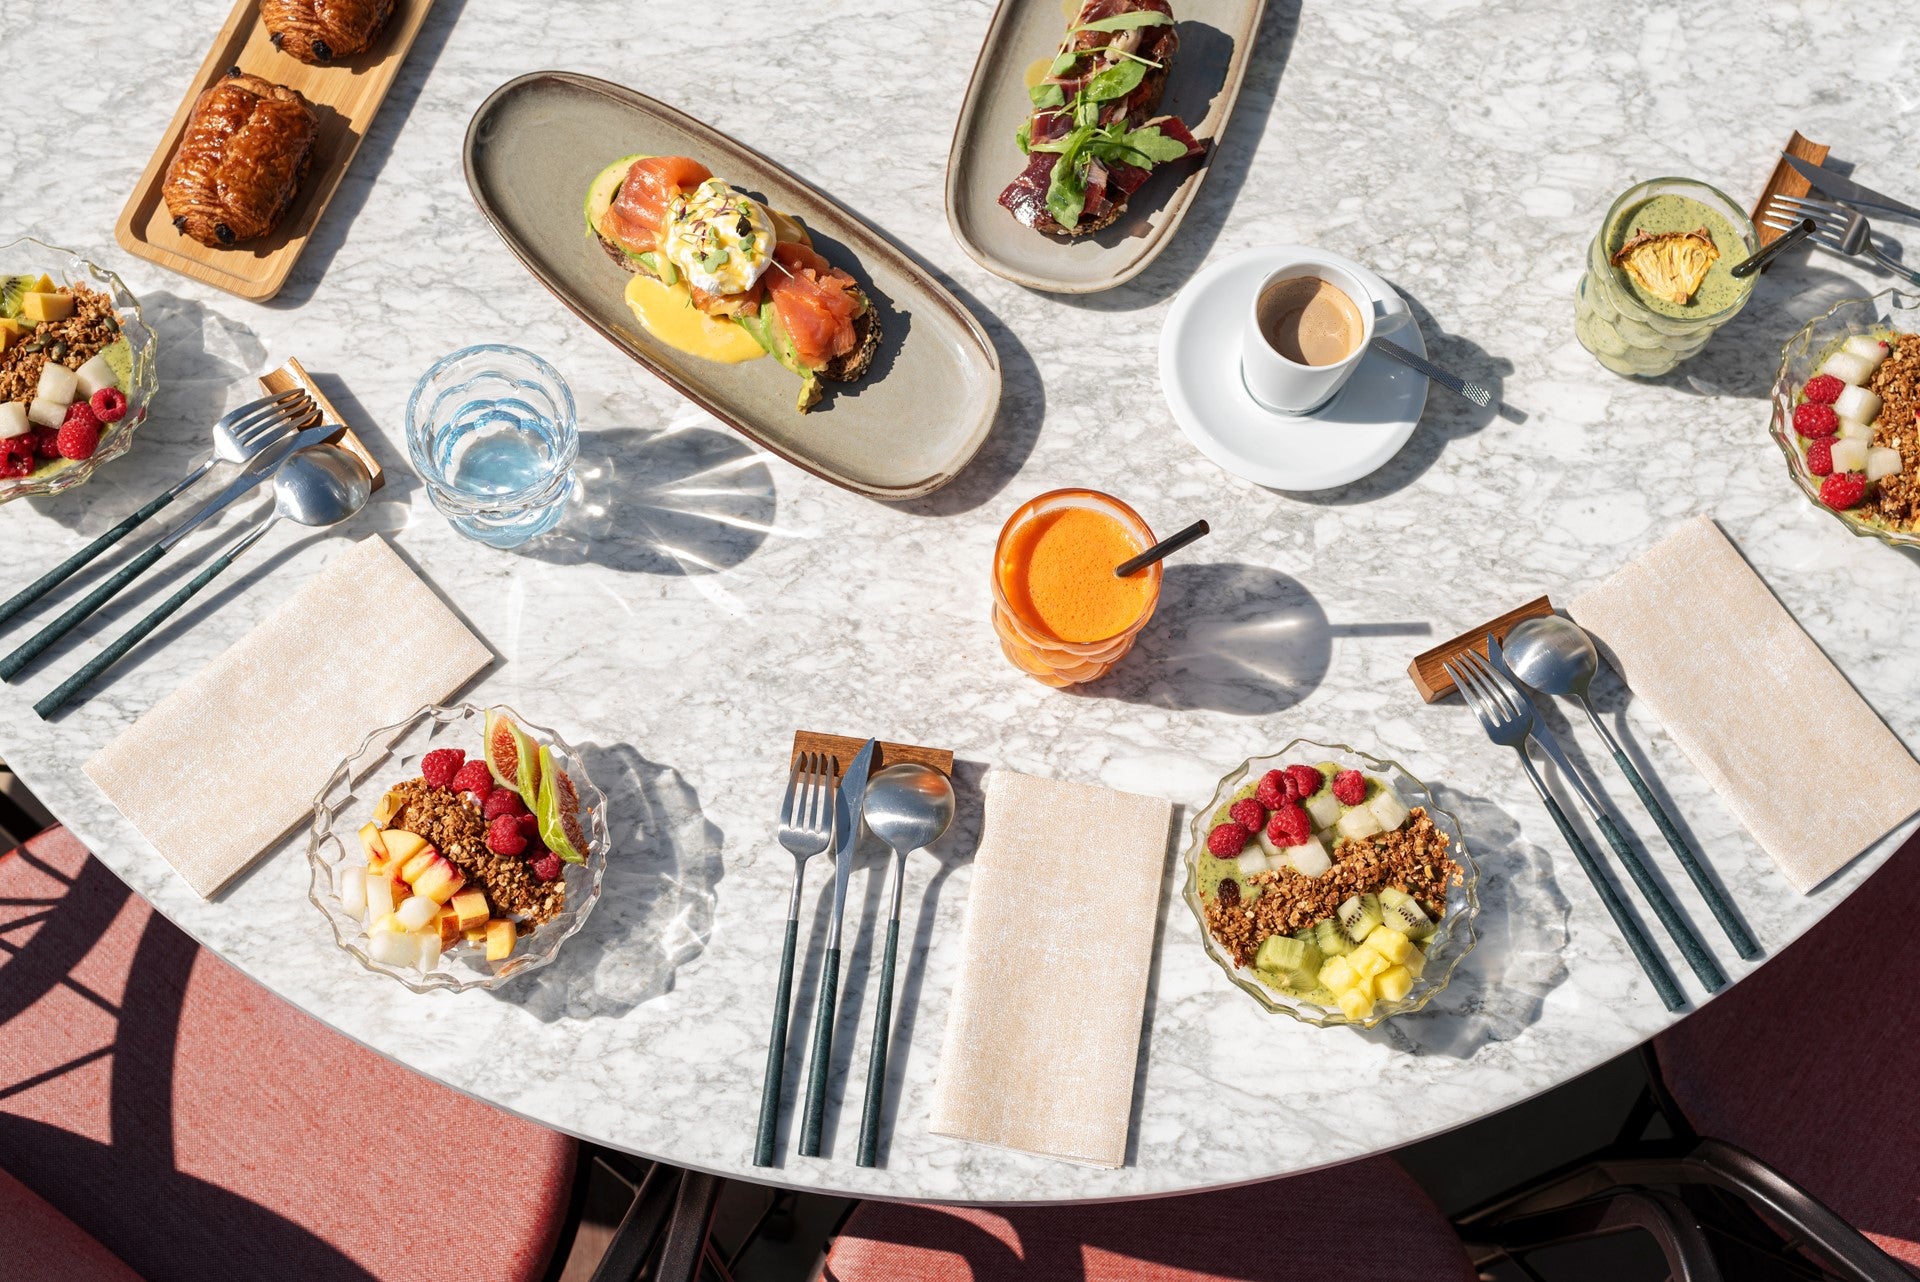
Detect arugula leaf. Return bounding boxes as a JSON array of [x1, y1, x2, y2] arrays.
[[1071, 10, 1172, 34], [1028, 81, 1066, 109], [1088, 123, 1193, 168], [1047, 51, 1080, 77], [1015, 120, 1031, 154], [1083, 59, 1147, 103], [1042, 127, 1094, 229]]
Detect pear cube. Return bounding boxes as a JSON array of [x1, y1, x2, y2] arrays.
[[1336, 805, 1384, 842], [1305, 792, 1343, 830], [34, 362, 76, 405], [0, 403, 27, 439], [1286, 835, 1331, 879], [1368, 787, 1411, 832], [1867, 446, 1903, 482], [1833, 384, 1882, 424], [73, 353, 118, 398]]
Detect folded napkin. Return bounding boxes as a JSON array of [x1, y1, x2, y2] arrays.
[[86, 536, 491, 897], [1570, 517, 1920, 893], [929, 769, 1172, 1168]]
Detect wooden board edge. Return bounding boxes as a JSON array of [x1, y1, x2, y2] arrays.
[[789, 730, 955, 779], [1751, 131, 1831, 251], [257, 357, 385, 491], [1408, 595, 1557, 703]]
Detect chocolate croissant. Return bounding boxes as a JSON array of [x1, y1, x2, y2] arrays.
[[162, 71, 316, 248], [261, 0, 394, 64]]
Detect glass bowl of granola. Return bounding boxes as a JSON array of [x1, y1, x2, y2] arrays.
[[1769, 288, 1920, 549], [307, 703, 610, 993], [1181, 740, 1478, 1028], [0, 237, 158, 503]]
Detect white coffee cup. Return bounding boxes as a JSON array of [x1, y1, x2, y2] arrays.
[[1241, 256, 1411, 415]]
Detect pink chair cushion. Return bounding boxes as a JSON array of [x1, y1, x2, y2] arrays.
[[1654, 829, 1920, 1272], [0, 1166, 143, 1282], [0, 827, 576, 1282], [825, 1155, 1476, 1282]]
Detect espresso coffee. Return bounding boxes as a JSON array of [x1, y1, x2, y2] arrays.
[[1256, 275, 1365, 367]]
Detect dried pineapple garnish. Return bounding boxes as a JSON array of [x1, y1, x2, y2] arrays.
[[1610, 227, 1720, 305]]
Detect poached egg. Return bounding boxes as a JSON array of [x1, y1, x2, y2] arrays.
[[660, 178, 775, 297]]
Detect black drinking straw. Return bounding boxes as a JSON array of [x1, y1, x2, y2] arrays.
[[1116, 520, 1210, 577], [1732, 218, 1813, 279]]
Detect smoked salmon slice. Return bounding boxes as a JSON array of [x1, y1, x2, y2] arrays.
[[764, 242, 859, 369], [601, 155, 711, 254]]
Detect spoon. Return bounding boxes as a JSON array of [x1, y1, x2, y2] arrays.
[[35, 445, 372, 718], [855, 762, 956, 1168], [1502, 615, 1758, 959]]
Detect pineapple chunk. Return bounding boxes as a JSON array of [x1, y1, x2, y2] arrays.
[[1364, 925, 1413, 964], [1336, 987, 1375, 1020], [1318, 955, 1360, 995], [1376, 965, 1414, 1002], [1348, 945, 1388, 980], [1402, 945, 1427, 978]]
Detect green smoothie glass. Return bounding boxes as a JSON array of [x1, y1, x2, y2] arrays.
[[1575, 177, 1758, 377]]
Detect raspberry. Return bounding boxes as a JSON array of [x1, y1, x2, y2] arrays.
[[1820, 472, 1867, 510], [450, 759, 493, 798], [1801, 374, 1843, 405], [0, 437, 31, 478], [56, 404, 100, 460], [517, 812, 541, 838], [1267, 802, 1311, 848], [1806, 438, 1834, 477], [1207, 822, 1250, 857], [1254, 770, 1288, 809], [29, 426, 60, 459], [483, 788, 527, 819], [1228, 798, 1266, 831], [89, 387, 127, 423], [1793, 402, 1838, 438], [1285, 764, 1323, 799], [1331, 769, 1368, 806], [420, 747, 464, 788], [529, 852, 562, 882], [486, 813, 528, 855]]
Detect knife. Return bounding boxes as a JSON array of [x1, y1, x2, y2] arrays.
[[0, 421, 341, 682], [1783, 153, 1920, 224], [797, 736, 876, 1157]]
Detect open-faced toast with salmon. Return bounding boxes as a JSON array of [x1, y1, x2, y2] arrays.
[[586, 154, 880, 413]]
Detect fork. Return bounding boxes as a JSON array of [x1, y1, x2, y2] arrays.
[[0, 388, 319, 630], [1764, 194, 1920, 287], [1468, 642, 1727, 994], [754, 751, 837, 1167], [1446, 653, 1686, 1011]]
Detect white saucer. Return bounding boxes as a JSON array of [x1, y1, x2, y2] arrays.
[[1159, 245, 1429, 491]]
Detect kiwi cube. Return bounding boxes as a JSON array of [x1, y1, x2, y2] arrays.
[[1256, 935, 1307, 973]]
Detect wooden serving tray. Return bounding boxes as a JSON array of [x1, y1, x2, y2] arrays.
[[1407, 596, 1556, 703], [258, 357, 384, 490], [1750, 131, 1830, 251], [789, 731, 954, 779], [114, 0, 438, 301]]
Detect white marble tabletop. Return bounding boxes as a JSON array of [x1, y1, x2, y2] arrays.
[[3, 0, 1918, 1203]]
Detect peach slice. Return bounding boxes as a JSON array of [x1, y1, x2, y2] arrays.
[[372, 789, 405, 827], [399, 848, 440, 885], [484, 919, 516, 962], [462, 926, 488, 944], [435, 906, 461, 947], [413, 855, 466, 905], [381, 829, 428, 865], [449, 888, 490, 933], [358, 823, 388, 864]]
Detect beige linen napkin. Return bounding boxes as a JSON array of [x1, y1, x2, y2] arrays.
[[1570, 517, 1920, 893], [929, 769, 1172, 1168], [86, 536, 491, 897]]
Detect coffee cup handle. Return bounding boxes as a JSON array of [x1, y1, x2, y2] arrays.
[[1369, 287, 1413, 337]]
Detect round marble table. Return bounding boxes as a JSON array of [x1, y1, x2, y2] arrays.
[[3, 0, 1917, 1203]]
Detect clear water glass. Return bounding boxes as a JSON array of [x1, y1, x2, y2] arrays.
[[407, 344, 578, 548]]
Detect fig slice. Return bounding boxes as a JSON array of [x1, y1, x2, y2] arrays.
[[484, 708, 541, 803], [535, 744, 589, 864], [1610, 226, 1719, 305]]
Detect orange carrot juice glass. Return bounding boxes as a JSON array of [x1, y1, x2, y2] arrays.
[[992, 489, 1161, 687]]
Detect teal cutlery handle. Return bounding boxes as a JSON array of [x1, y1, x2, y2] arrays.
[[856, 918, 901, 1168], [0, 487, 183, 629], [798, 945, 839, 1157], [753, 917, 801, 1167], [1540, 790, 1685, 1011], [0, 543, 168, 681], [1595, 812, 1726, 993], [34, 552, 237, 719], [1612, 748, 1759, 960]]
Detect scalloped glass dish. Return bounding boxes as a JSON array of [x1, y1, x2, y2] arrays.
[[1769, 288, 1920, 550], [1180, 740, 1479, 1028], [307, 703, 610, 993], [0, 237, 158, 503]]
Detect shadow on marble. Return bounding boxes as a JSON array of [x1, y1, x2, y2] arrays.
[[1369, 786, 1571, 1060], [1081, 562, 1426, 715], [1285, 287, 1511, 508], [495, 742, 722, 1023], [267, 0, 471, 310], [1053, 1, 1303, 313], [513, 425, 775, 575]]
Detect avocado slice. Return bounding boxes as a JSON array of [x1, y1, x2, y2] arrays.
[[733, 302, 823, 411]]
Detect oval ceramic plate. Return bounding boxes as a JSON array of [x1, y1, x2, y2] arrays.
[[1160, 245, 1429, 491], [946, 0, 1266, 294], [465, 72, 1001, 501]]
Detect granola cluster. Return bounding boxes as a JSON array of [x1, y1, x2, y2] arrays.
[[1865, 334, 1920, 530], [0, 284, 121, 405], [388, 777, 564, 926], [1203, 809, 1460, 969]]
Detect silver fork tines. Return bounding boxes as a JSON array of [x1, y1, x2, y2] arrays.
[[1763, 193, 1920, 287]]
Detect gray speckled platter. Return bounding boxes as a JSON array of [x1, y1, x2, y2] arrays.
[[465, 72, 1000, 500], [947, 0, 1265, 294]]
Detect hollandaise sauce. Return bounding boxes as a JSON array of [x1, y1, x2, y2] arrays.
[[623, 274, 766, 364]]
